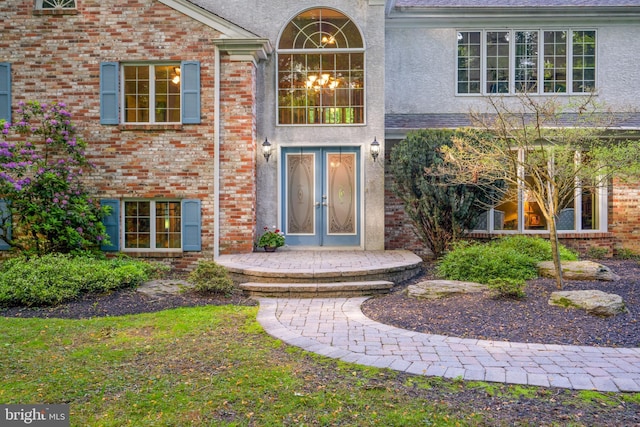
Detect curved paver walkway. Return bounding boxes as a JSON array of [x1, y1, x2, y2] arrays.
[[256, 297, 640, 392]]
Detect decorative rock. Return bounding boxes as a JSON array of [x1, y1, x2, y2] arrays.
[[549, 290, 626, 317], [537, 261, 620, 281], [406, 280, 487, 300]]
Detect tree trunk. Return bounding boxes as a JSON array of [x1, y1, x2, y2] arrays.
[[548, 218, 565, 289]]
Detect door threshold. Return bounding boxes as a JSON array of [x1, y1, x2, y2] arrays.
[[280, 246, 364, 251]]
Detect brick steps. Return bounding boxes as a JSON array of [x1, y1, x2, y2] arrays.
[[239, 280, 394, 298]]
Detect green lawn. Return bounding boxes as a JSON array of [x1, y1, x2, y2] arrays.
[[2, 306, 638, 426]]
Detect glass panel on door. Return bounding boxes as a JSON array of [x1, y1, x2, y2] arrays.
[[282, 147, 360, 246]]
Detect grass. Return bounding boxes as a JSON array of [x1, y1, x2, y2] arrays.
[[2, 306, 639, 426]]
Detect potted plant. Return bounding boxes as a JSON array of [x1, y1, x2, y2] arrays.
[[257, 226, 285, 252]]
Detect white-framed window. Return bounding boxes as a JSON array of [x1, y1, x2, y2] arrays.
[[277, 8, 365, 125], [473, 150, 607, 233], [35, 0, 76, 9], [457, 29, 596, 95], [123, 200, 182, 251], [122, 64, 181, 124]]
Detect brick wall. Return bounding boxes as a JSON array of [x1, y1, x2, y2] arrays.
[[1, 0, 260, 267], [609, 178, 640, 253], [218, 59, 257, 254]]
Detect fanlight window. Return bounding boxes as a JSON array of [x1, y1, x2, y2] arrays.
[[278, 8, 365, 125], [36, 0, 76, 9]]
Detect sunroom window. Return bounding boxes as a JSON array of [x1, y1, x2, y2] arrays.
[[474, 150, 605, 233], [277, 8, 365, 125], [457, 29, 596, 95]]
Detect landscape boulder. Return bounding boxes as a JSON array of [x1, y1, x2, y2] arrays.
[[537, 261, 620, 281], [406, 280, 487, 300], [549, 290, 626, 317]]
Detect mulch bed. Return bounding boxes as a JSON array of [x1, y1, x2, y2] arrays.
[[2, 259, 638, 349], [363, 259, 640, 348]]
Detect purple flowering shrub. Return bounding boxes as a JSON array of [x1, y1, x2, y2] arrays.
[[0, 101, 109, 255]]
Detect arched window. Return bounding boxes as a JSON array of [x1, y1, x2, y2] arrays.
[[36, 0, 76, 9], [277, 8, 364, 125]]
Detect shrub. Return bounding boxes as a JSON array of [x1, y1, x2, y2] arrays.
[[0, 101, 110, 255], [586, 246, 609, 259], [436, 236, 577, 284], [436, 241, 538, 284], [487, 278, 526, 299], [616, 248, 639, 260], [188, 261, 235, 295], [389, 129, 503, 257], [494, 235, 578, 263], [0, 254, 159, 307]]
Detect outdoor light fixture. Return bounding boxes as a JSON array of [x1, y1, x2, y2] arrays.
[[262, 137, 272, 162], [370, 137, 380, 162]]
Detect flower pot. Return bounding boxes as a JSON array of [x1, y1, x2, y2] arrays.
[[264, 246, 277, 252]]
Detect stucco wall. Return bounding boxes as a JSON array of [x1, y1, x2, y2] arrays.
[[385, 25, 640, 115], [225, 1, 387, 250]]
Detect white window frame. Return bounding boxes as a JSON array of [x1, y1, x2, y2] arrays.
[[474, 149, 607, 234], [121, 200, 182, 253], [35, 0, 77, 9], [276, 8, 366, 126], [120, 63, 181, 125], [456, 29, 597, 96]]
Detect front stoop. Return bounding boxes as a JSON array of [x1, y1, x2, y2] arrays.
[[239, 281, 394, 298]]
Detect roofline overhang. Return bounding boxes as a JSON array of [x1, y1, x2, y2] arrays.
[[386, 6, 640, 27], [212, 38, 273, 64], [159, 0, 258, 38]]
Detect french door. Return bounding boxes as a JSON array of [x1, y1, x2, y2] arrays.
[[282, 147, 360, 246]]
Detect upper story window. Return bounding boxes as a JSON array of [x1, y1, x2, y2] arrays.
[[99, 61, 201, 126], [277, 8, 365, 125], [123, 64, 181, 124], [36, 0, 76, 9], [457, 29, 596, 96]]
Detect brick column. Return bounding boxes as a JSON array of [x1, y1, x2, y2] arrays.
[[218, 58, 257, 253]]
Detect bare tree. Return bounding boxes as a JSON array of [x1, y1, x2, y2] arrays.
[[440, 95, 640, 288]]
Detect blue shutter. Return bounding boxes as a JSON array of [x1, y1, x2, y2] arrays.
[[181, 61, 201, 124], [182, 199, 201, 251], [100, 62, 119, 125], [0, 200, 11, 251], [0, 63, 11, 122], [100, 199, 120, 251]]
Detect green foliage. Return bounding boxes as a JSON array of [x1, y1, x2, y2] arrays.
[[188, 260, 235, 295], [389, 129, 503, 257], [586, 246, 609, 259], [437, 236, 577, 284], [616, 248, 640, 260], [436, 241, 538, 284], [487, 277, 526, 299], [0, 101, 109, 255], [0, 254, 158, 307], [494, 235, 578, 262]]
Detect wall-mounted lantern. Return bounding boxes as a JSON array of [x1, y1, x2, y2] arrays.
[[370, 136, 380, 162], [262, 138, 272, 162]]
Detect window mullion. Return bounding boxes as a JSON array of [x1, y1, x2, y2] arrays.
[[509, 30, 515, 94], [537, 30, 543, 95], [567, 30, 574, 94], [481, 30, 486, 95], [149, 66, 156, 123], [150, 201, 157, 249]]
